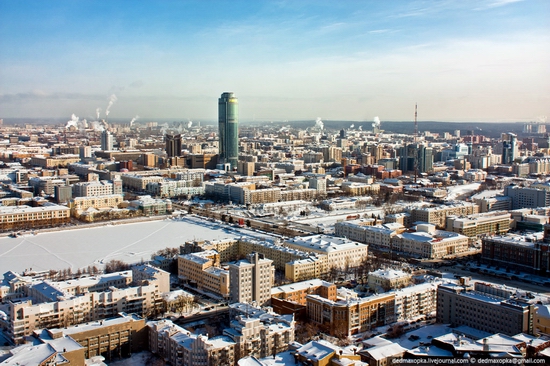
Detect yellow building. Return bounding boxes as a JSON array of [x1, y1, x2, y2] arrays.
[[284, 235, 368, 272], [30, 154, 80, 168], [0, 204, 70, 232], [177, 250, 230, 298], [445, 211, 511, 238]]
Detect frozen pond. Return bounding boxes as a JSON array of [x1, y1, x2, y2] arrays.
[[0, 216, 272, 274]]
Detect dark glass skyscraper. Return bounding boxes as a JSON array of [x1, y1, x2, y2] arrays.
[[165, 133, 182, 158], [218, 92, 239, 169]]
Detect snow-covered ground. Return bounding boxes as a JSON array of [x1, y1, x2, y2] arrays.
[[0, 216, 274, 274], [445, 183, 481, 200]]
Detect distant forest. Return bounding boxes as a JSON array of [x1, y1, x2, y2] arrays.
[[4, 117, 544, 139]]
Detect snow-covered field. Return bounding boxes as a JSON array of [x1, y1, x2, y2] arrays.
[[445, 182, 481, 200], [0, 216, 271, 274]]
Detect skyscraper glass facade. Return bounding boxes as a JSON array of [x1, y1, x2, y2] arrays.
[[218, 92, 239, 169]]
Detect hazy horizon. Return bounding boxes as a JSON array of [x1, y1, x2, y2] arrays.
[[1, 0, 549, 123]]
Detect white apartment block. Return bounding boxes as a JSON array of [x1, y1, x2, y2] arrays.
[[392, 282, 438, 322], [4, 269, 166, 342], [32, 271, 132, 298]]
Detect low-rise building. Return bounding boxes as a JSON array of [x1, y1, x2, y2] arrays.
[[481, 233, 550, 275], [409, 202, 478, 228], [41, 312, 146, 360], [0, 203, 70, 232], [294, 339, 362, 366], [445, 211, 511, 238], [368, 269, 411, 292], [335, 221, 404, 250], [392, 224, 469, 259], [284, 235, 368, 274]]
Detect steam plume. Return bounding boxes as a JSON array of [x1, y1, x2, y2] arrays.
[[96, 108, 101, 120], [105, 94, 118, 116], [314, 117, 324, 130], [130, 115, 139, 126], [66, 114, 79, 129]]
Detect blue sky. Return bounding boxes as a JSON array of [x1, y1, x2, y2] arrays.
[[0, 0, 548, 123]]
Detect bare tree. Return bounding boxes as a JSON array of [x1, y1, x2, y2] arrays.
[[104, 259, 130, 273]]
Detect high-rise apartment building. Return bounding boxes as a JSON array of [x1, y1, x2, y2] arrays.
[[101, 130, 114, 151], [229, 252, 273, 306], [218, 92, 239, 170], [165, 133, 182, 158]]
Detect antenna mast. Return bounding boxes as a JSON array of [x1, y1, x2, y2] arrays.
[[414, 103, 418, 143], [414, 103, 418, 183]]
